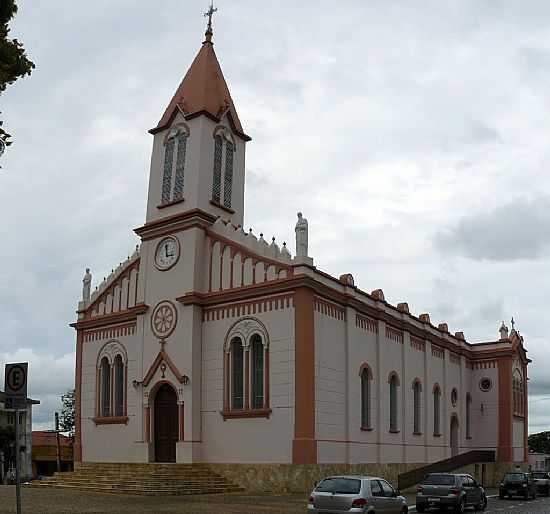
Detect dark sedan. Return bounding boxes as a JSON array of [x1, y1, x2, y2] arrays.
[[416, 473, 486, 513], [499, 472, 537, 500]]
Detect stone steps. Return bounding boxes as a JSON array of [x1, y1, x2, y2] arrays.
[[32, 463, 242, 496]]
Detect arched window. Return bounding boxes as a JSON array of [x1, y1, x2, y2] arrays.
[[466, 393, 472, 439], [433, 384, 441, 436], [513, 369, 525, 417], [161, 126, 188, 204], [211, 128, 235, 209], [231, 338, 244, 410], [389, 372, 400, 432], [100, 357, 111, 417], [413, 379, 422, 435], [360, 365, 372, 430], [251, 334, 264, 409], [223, 318, 271, 419], [95, 341, 128, 422], [114, 355, 125, 417]]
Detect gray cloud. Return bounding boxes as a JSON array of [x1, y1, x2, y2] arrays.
[[435, 197, 550, 261]]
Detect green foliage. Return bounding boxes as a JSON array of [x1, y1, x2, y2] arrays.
[[0, 0, 35, 148], [528, 431, 550, 454], [59, 389, 75, 437]]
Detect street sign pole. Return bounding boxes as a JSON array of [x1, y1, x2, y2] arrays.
[[5, 362, 28, 514], [14, 409, 21, 514]]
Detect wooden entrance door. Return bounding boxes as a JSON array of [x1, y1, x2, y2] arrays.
[[154, 384, 178, 462]]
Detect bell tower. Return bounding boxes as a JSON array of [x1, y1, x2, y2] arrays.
[[144, 9, 250, 228]]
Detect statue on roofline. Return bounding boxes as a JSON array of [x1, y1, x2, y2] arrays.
[[295, 212, 308, 257]]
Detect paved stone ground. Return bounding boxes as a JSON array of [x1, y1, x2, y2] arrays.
[[0, 486, 308, 514], [484, 494, 550, 514]]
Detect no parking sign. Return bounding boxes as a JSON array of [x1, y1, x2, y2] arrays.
[[4, 362, 28, 409]]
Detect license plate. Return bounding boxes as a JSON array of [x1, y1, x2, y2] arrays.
[[429, 498, 441, 503], [509, 489, 516, 494]]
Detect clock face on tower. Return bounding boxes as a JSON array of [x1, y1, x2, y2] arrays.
[[154, 236, 180, 271]]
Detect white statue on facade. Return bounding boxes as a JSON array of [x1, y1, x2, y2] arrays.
[[82, 268, 92, 302], [295, 212, 308, 257]]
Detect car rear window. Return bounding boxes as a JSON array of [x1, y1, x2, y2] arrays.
[[315, 478, 361, 494], [532, 473, 548, 479], [422, 474, 455, 485], [504, 473, 526, 482]]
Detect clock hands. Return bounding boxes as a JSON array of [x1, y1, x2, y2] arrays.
[[164, 244, 174, 258]]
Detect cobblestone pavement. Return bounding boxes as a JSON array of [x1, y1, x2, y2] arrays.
[[0, 486, 308, 514], [483, 494, 550, 513]]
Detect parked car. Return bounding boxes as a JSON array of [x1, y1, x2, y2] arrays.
[[416, 473, 487, 513], [307, 475, 408, 513], [499, 471, 537, 500], [532, 471, 550, 496]]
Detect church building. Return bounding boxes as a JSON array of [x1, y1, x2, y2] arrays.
[[72, 14, 530, 473]]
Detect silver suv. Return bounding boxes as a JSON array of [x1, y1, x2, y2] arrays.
[[307, 475, 408, 513], [532, 471, 550, 496]]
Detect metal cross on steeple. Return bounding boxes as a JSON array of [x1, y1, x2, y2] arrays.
[[511, 317, 516, 330], [204, 1, 218, 36]]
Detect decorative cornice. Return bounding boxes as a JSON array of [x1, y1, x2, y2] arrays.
[[71, 304, 148, 330], [134, 208, 217, 241], [178, 274, 524, 362]]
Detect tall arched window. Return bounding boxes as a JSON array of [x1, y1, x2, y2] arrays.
[[100, 357, 111, 417], [251, 334, 264, 409], [95, 341, 128, 423], [161, 126, 188, 204], [223, 318, 271, 419], [360, 366, 372, 430], [389, 372, 400, 432], [413, 379, 422, 435], [211, 128, 235, 209], [433, 384, 441, 436], [231, 338, 244, 410], [114, 354, 125, 417], [512, 369, 525, 417], [466, 393, 472, 439]]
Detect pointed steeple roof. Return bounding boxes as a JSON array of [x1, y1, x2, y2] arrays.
[[150, 30, 250, 141]]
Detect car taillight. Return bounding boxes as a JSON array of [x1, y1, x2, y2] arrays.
[[308, 496, 314, 504], [351, 498, 368, 507], [417, 485, 424, 493], [450, 487, 460, 496]]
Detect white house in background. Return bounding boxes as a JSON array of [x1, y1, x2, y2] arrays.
[[72, 17, 530, 468], [0, 391, 40, 481]]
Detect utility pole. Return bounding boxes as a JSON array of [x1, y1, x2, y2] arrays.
[[55, 412, 61, 473]]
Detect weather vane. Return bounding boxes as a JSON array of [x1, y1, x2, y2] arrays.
[[204, 1, 218, 34]]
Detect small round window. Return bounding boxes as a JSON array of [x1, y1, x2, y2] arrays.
[[451, 388, 458, 407], [479, 377, 492, 392]]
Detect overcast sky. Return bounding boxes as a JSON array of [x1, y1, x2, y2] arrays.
[[2, 0, 550, 434]]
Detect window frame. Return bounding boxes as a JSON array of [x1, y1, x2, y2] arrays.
[[388, 372, 400, 433], [433, 384, 442, 436], [211, 127, 236, 211], [412, 379, 422, 435], [360, 364, 373, 431], [159, 124, 189, 207]]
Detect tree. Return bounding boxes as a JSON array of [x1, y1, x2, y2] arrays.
[[0, 0, 35, 150], [528, 431, 550, 454], [59, 389, 75, 438]]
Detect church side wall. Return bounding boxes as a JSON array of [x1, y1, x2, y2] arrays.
[[200, 302, 295, 463], [469, 366, 499, 452], [512, 418, 525, 463], [314, 306, 347, 463]]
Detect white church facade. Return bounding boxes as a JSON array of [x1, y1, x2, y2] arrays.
[[72, 20, 530, 470]]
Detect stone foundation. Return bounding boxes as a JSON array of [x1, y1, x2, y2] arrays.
[[212, 462, 523, 494]]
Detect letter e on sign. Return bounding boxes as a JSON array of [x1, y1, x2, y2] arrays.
[[5, 363, 28, 401]]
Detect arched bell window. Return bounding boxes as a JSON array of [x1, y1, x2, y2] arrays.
[[211, 127, 235, 209], [161, 125, 189, 204]]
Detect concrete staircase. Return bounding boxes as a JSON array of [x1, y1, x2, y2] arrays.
[[32, 462, 243, 496]]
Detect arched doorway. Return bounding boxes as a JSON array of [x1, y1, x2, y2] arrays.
[[154, 383, 178, 462], [450, 414, 459, 457]]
